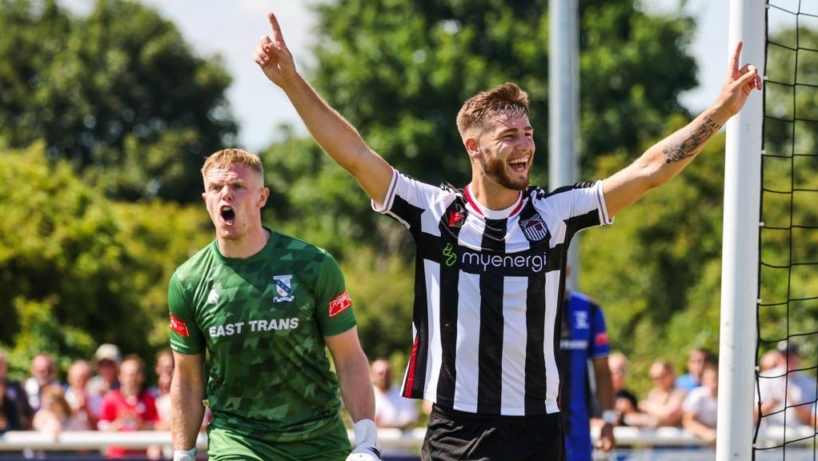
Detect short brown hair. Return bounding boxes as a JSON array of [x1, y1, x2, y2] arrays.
[[456, 82, 530, 137], [201, 148, 264, 177]]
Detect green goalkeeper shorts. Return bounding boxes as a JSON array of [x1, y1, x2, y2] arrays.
[[206, 417, 351, 461]]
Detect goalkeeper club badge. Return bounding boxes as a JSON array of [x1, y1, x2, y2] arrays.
[[169, 314, 189, 337], [328, 291, 352, 317], [273, 275, 295, 303], [519, 213, 550, 243]]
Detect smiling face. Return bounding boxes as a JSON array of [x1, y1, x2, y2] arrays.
[[475, 114, 534, 191], [457, 82, 534, 195], [202, 161, 269, 242]]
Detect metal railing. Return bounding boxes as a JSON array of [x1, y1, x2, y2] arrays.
[[0, 426, 814, 452]]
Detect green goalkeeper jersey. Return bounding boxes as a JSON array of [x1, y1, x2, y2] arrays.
[[168, 230, 357, 442]]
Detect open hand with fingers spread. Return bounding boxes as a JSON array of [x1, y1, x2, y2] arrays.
[[253, 12, 299, 88]]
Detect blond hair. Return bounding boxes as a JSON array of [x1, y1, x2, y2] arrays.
[[201, 148, 264, 177], [456, 82, 530, 137]]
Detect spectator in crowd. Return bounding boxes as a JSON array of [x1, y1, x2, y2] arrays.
[[559, 289, 616, 459], [675, 348, 714, 391], [154, 370, 172, 431], [148, 349, 174, 399], [0, 348, 33, 430], [98, 355, 158, 459], [0, 379, 23, 433], [87, 344, 122, 403], [24, 353, 61, 412], [32, 384, 90, 434], [150, 366, 174, 460], [150, 351, 205, 433], [759, 348, 784, 374], [682, 363, 719, 447], [608, 352, 642, 427], [64, 360, 99, 429], [755, 341, 817, 437], [634, 360, 687, 428], [371, 358, 418, 429]]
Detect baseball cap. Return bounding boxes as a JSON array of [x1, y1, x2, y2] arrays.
[[776, 340, 799, 356], [94, 343, 122, 364]]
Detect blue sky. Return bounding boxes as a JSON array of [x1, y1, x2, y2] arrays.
[[67, 0, 731, 151]]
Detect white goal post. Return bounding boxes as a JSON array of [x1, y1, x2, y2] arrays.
[[717, 0, 765, 460]]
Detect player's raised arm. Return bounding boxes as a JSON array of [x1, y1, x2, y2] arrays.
[[602, 41, 762, 218], [254, 11, 394, 205]]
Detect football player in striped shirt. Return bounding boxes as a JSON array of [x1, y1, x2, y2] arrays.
[[255, 11, 761, 460]]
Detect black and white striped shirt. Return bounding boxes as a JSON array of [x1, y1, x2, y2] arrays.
[[374, 169, 613, 416]]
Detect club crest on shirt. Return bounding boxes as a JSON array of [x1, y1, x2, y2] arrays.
[[273, 275, 295, 302], [574, 311, 589, 329], [519, 213, 550, 242], [206, 288, 220, 305]]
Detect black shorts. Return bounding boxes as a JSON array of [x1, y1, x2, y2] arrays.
[[421, 404, 566, 461]]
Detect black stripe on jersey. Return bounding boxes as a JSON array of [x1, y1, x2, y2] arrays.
[[434, 198, 466, 407], [519, 202, 550, 415], [565, 209, 602, 237], [389, 195, 431, 400], [476, 218, 507, 414], [539, 181, 597, 200]]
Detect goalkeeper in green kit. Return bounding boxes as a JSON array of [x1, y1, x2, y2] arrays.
[[168, 148, 381, 461]]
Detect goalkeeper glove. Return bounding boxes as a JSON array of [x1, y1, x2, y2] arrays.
[[345, 419, 382, 461]]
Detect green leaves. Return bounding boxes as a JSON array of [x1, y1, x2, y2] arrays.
[[0, 0, 236, 203], [0, 142, 212, 379]]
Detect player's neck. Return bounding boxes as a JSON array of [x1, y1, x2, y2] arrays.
[[218, 226, 270, 259], [466, 180, 522, 211]]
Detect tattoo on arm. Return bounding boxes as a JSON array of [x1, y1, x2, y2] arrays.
[[662, 117, 722, 163]]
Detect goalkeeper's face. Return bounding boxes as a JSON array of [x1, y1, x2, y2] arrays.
[[202, 162, 270, 241]]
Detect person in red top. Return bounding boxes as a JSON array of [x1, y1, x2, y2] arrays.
[[98, 354, 158, 458]]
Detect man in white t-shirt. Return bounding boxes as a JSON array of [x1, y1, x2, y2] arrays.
[[371, 359, 418, 429], [682, 363, 718, 447], [755, 341, 817, 442]]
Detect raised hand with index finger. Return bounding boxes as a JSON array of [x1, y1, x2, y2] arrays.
[[253, 12, 298, 87], [716, 41, 763, 118]]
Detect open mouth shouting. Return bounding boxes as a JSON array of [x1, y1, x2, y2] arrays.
[[508, 156, 529, 173], [220, 205, 236, 226]]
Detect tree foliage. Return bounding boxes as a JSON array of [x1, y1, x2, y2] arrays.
[[0, 0, 237, 203], [0, 142, 212, 378], [578, 123, 728, 395]]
